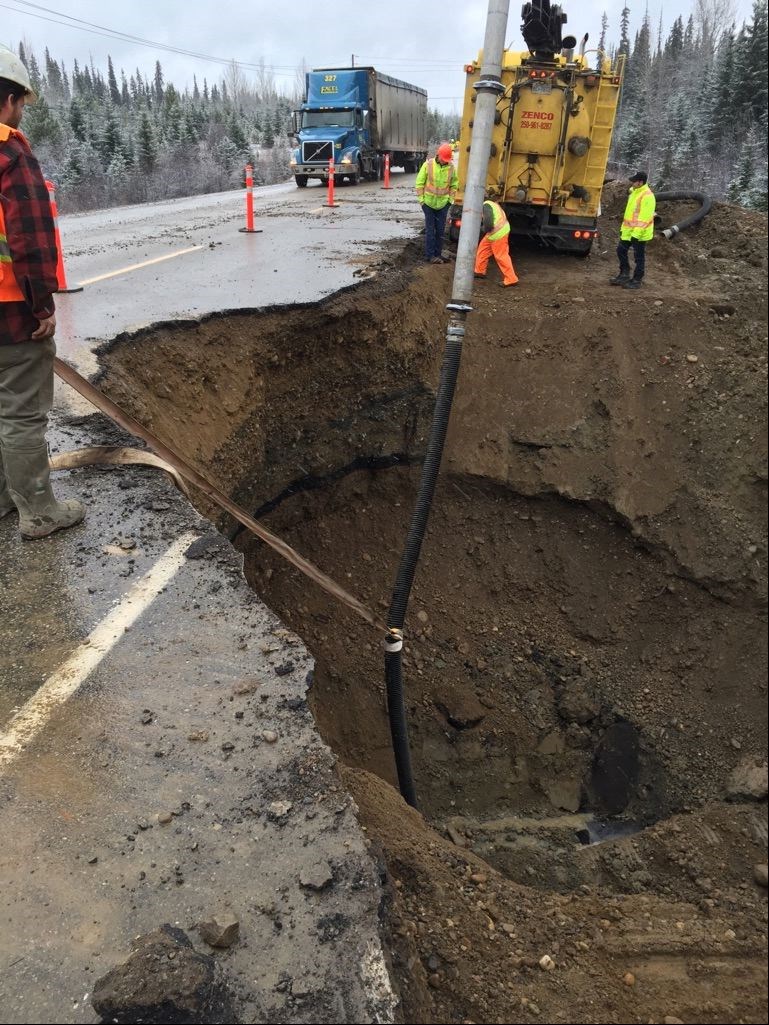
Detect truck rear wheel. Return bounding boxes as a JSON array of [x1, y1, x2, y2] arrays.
[[295, 175, 308, 188]]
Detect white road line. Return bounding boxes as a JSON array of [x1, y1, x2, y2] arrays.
[[0, 532, 197, 769], [77, 246, 204, 286]]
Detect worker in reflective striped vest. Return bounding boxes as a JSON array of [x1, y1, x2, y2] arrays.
[[415, 143, 459, 264], [611, 171, 656, 290], [1, 46, 86, 539], [474, 199, 518, 287]]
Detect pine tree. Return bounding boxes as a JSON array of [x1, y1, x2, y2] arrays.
[[98, 103, 124, 167], [154, 60, 165, 104], [619, 5, 631, 57], [22, 94, 62, 148], [107, 56, 121, 105], [68, 97, 88, 141], [598, 12, 609, 57], [44, 48, 65, 101], [137, 112, 157, 173]]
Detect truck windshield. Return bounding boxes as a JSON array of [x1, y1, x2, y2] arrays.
[[302, 110, 355, 128]]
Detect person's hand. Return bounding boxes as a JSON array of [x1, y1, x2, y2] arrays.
[[31, 314, 56, 340]]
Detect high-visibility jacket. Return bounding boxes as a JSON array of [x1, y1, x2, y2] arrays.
[[0, 124, 26, 303], [415, 158, 459, 211], [482, 200, 510, 242], [621, 184, 656, 242]]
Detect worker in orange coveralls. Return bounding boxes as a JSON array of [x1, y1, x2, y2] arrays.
[[474, 198, 518, 287]]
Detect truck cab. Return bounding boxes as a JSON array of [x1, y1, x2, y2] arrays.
[[291, 70, 375, 187]]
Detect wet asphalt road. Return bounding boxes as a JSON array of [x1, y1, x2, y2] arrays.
[[0, 173, 420, 1024]]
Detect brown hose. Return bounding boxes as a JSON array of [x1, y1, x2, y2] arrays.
[[54, 356, 384, 632], [50, 446, 188, 494]]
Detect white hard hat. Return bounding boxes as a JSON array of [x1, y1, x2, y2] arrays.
[[0, 43, 37, 102]]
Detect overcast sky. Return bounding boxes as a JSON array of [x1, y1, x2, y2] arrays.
[[3, 0, 753, 113]]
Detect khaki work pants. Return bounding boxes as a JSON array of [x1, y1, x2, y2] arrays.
[[0, 338, 55, 454]]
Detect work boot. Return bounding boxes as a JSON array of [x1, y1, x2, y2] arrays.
[[610, 273, 631, 285], [473, 273, 486, 279], [2, 444, 85, 540], [0, 462, 15, 520], [623, 279, 643, 290]]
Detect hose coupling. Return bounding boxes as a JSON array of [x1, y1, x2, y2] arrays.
[[474, 76, 505, 96], [384, 628, 404, 654], [662, 225, 680, 240]]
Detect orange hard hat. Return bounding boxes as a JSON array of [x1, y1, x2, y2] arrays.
[[437, 143, 454, 162]]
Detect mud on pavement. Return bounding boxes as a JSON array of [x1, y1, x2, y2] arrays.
[[0, 413, 396, 1025], [93, 197, 767, 1024]]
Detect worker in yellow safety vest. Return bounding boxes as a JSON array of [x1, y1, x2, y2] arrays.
[[474, 199, 519, 287], [610, 170, 656, 290], [415, 143, 459, 264]]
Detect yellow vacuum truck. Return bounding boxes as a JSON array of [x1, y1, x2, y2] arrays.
[[450, 0, 625, 255]]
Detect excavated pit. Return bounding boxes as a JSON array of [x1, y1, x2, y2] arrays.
[[97, 226, 768, 1023]]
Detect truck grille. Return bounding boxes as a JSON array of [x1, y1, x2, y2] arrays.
[[302, 140, 333, 163]]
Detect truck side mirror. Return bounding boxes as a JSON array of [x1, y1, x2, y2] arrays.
[[290, 111, 300, 136]]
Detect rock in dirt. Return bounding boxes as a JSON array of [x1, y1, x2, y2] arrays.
[[446, 824, 467, 847], [754, 863, 768, 888], [565, 722, 593, 749], [726, 758, 768, 800], [538, 731, 566, 755], [299, 861, 334, 892], [434, 690, 487, 730], [197, 913, 240, 949], [545, 779, 582, 813], [557, 681, 600, 725], [91, 924, 235, 1023]]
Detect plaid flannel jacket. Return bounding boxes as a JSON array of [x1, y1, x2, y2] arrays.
[[0, 125, 58, 345]]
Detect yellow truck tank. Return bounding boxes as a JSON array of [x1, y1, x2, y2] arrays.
[[451, 45, 625, 254]]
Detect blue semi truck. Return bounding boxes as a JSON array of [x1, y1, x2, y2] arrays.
[[290, 67, 428, 187]]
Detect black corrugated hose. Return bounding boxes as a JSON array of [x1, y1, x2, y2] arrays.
[[382, 0, 510, 809], [656, 191, 713, 239], [383, 321, 466, 808]]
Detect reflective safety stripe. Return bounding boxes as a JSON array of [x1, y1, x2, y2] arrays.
[[485, 201, 510, 242], [622, 186, 654, 229], [0, 195, 26, 301], [425, 159, 454, 198]]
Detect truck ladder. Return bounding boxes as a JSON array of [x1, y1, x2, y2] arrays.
[[584, 56, 625, 185]]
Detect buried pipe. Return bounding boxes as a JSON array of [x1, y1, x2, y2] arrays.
[[383, 0, 510, 809], [656, 190, 712, 239]]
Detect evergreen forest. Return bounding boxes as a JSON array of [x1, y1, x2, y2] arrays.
[[8, 0, 768, 213]]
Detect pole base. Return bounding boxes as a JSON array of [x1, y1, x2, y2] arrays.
[[381, 185, 392, 191], [238, 228, 263, 233], [324, 203, 339, 208], [56, 286, 84, 294]]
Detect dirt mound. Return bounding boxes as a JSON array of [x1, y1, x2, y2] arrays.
[[344, 766, 767, 1025]]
